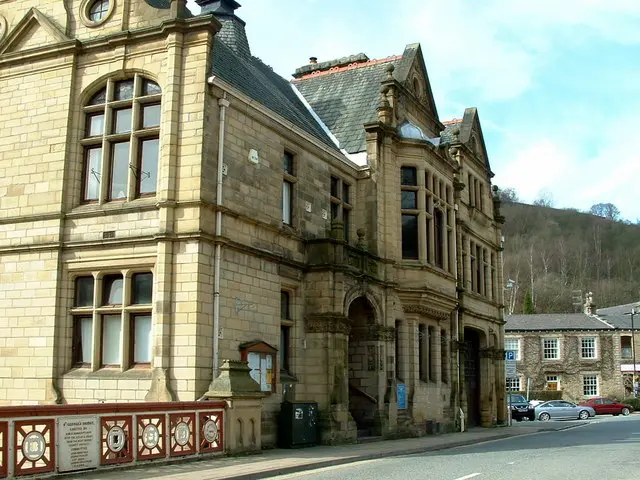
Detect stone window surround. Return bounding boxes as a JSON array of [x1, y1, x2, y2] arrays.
[[80, 74, 161, 206], [417, 322, 439, 384], [80, 0, 116, 28], [69, 269, 154, 373], [0, 15, 7, 42], [582, 373, 599, 397], [329, 174, 352, 242], [282, 151, 296, 226], [580, 336, 598, 359], [399, 164, 453, 269], [463, 235, 497, 301], [280, 288, 296, 379], [440, 328, 449, 384], [542, 337, 561, 360], [466, 169, 485, 213], [504, 337, 521, 361]]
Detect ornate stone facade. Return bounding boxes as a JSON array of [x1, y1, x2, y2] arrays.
[[0, 0, 506, 446]]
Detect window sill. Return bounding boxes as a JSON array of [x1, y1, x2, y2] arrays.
[[63, 367, 152, 379], [68, 198, 158, 218]]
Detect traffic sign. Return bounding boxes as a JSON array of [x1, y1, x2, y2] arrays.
[[505, 350, 517, 378]]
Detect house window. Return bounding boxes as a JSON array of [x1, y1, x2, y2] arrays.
[[440, 329, 448, 383], [282, 152, 295, 225], [543, 338, 559, 360], [71, 271, 153, 369], [506, 376, 521, 392], [81, 76, 161, 204], [434, 209, 444, 268], [583, 374, 598, 396], [330, 175, 352, 241], [401, 167, 419, 259], [280, 291, 293, 376], [581, 337, 597, 359], [395, 320, 402, 381], [621, 336, 633, 359], [418, 324, 427, 382], [504, 338, 520, 361], [400, 167, 454, 269], [428, 326, 436, 382], [545, 375, 559, 391], [88, 0, 110, 22]]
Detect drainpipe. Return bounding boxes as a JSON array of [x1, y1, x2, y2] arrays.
[[210, 86, 230, 384], [453, 203, 463, 431]]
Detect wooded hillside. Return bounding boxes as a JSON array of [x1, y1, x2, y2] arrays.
[[501, 202, 640, 313]]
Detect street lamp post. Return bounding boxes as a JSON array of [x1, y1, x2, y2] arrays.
[[632, 308, 637, 397]]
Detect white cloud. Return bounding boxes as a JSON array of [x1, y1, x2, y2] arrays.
[[493, 113, 640, 221], [187, 0, 640, 221]]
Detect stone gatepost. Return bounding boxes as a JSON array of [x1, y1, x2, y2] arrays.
[[201, 360, 264, 453]]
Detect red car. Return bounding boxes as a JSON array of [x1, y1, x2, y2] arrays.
[[578, 397, 633, 416]]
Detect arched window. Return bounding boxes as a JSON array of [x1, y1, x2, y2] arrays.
[[82, 74, 161, 203]]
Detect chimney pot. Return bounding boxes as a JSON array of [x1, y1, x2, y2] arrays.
[[309, 57, 318, 65]]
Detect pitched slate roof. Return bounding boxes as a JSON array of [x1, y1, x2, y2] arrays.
[[505, 313, 613, 331], [597, 303, 640, 329], [207, 14, 338, 150], [440, 119, 462, 144], [292, 56, 403, 154]]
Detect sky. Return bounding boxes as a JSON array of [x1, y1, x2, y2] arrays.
[[187, 0, 640, 222]]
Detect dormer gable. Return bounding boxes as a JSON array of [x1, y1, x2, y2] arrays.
[[458, 107, 493, 178], [0, 8, 71, 56], [392, 43, 441, 138]]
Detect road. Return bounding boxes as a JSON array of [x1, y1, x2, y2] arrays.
[[272, 416, 640, 480]]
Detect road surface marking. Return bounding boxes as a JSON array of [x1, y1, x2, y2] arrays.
[[453, 474, 482, 480]]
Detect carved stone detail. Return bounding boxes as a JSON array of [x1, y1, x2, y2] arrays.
[[305, 313, 350, 335], [402, 304, 450, 321]]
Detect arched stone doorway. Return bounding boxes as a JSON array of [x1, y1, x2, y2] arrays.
[[463, 327, 482, 427], [347, 296, 379, 436]]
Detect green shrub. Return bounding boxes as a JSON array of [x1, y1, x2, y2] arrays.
[[522, 390, 563, 401], [621, 398, 640, 410]]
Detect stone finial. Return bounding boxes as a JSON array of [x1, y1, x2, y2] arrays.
[[492, 185, 505, 224], [385, 63, 395, 80], [377, 86, 392, 124], [356, 228, 367, 250]]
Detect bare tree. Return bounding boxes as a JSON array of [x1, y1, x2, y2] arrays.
[[590, 203, 620, 221]]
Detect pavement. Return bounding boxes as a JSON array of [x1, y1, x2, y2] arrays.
[[67, 420, 589, 480]]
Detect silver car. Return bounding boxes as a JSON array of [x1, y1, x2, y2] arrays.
[[534, 400, 596, 421]]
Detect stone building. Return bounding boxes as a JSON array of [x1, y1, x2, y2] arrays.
[[505, 297, 640, 401], [0, 0, 506, 445]]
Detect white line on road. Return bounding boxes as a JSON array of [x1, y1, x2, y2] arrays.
[[453, 474, 482, 480]]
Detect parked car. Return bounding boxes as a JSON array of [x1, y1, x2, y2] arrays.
[[508, 394, 535, 421], [578, 397, 633, 416], [534, 400, 596, 421]]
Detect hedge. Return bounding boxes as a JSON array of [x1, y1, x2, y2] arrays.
[[621, 398, 640, 411], [512, 390, 563, 401]]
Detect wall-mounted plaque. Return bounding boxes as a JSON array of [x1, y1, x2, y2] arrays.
[[58, 416, 99, 473]]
